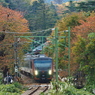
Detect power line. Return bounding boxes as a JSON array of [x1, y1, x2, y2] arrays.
[[0, 28, 53, 34]]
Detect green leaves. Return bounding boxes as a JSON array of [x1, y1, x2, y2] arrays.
[[0, 82, 26, 95], [46, 81, 93, 95], [0, 84, 20, 94], [72, 33, 95, 84], [88, 33, 95, 39], [76, 0, 95, 12]]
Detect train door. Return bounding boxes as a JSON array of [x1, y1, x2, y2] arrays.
[[30, 60, 33, 75]]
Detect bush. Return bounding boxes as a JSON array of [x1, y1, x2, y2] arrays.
[[43, 81, 94, 95], [0, 82, 25, 95], [85, 84, 95, 94], [13, 82, 22, 89], [0, 73, 3, 84], [0, 84, 20, 93], [0, 91, 20, 95]]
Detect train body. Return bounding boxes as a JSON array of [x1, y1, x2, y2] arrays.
[[20, 54, 54, 82]]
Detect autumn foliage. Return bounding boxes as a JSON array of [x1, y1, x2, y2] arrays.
[[0, 5, 29, 72], [0, 5, 29, 32], [72, 14, 95, 38], [46, 12, 95, 76]]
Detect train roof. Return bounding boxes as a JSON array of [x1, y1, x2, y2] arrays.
[[31, 54, 52, 60], [23, 54, 52, 60]]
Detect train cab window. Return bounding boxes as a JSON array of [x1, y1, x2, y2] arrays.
[[34, 59, 52, 69]]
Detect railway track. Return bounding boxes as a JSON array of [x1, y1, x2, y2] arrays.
[[21, 73, 51, 95], [22, 84, 50, 95]]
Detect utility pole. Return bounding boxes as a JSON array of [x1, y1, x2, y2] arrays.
[[14, 37, 20, 78], [68, 27, 71, 77], [13, 27, 71, 82], [55, 27, 58, 82], [54, 27, 71, 82], [41, 37, 44, 54]]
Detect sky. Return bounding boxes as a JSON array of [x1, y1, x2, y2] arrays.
[[45, 0, 79, 3]]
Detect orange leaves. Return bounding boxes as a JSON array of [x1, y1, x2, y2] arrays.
[[72, 15, 95, 38], [0, 5, 29, 32], [0, 5, 30, 70]]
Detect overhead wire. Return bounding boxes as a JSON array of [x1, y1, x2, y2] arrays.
[[0, 28, 54, 34]]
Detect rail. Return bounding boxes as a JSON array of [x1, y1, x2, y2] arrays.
[[22, 84, 50, 95]]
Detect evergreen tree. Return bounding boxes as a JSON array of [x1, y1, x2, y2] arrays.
[[64, 1, 76, 14], [25, 0, 58, 31], [0, 0, 30, 11], [0, 0, 8, 7], [76, 0, 95, 12]]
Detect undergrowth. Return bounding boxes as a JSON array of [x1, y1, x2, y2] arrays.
[[41, 80, 95, 95]]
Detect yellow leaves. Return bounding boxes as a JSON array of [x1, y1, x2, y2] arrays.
[[57, 12, 85, 32], [57, 18, 67, 31]]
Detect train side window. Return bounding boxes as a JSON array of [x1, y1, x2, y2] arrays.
[[29, 61, 32, 68], [31, 61, 32, 68], [25, 61, 27, 67]]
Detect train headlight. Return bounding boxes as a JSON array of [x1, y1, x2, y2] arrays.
[[48, 70, 52, 75], [35, 70, 38, 75]]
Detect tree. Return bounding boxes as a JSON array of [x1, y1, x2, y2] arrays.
[[0, 32, 5, 41], [0, 0, 30, 12], [72, 13, 95, 38], [72, 13, 95, 84], [57, 12, 85, 31], [25, 0, 58, 31], [1, 0, 58, 33], [0, 0, 8, 7], [65, 1, 77, 13], [72, 35, 95, 84], [0, 5, 29, 32], [43, 12, 85, 71], [76, 0, 95, 12], [0, 5, 30, 73]]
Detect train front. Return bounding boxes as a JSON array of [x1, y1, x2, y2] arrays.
[[33, 57, 53, 82]]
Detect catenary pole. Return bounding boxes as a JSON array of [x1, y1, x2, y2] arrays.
[[68, 27, 71, 77], [55, 27, 58, 82]]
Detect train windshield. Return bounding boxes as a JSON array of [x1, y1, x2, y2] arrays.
[[34, 59, 52, 69]]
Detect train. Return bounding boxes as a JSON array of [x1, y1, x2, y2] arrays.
[[20, 54, 54, 82]]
